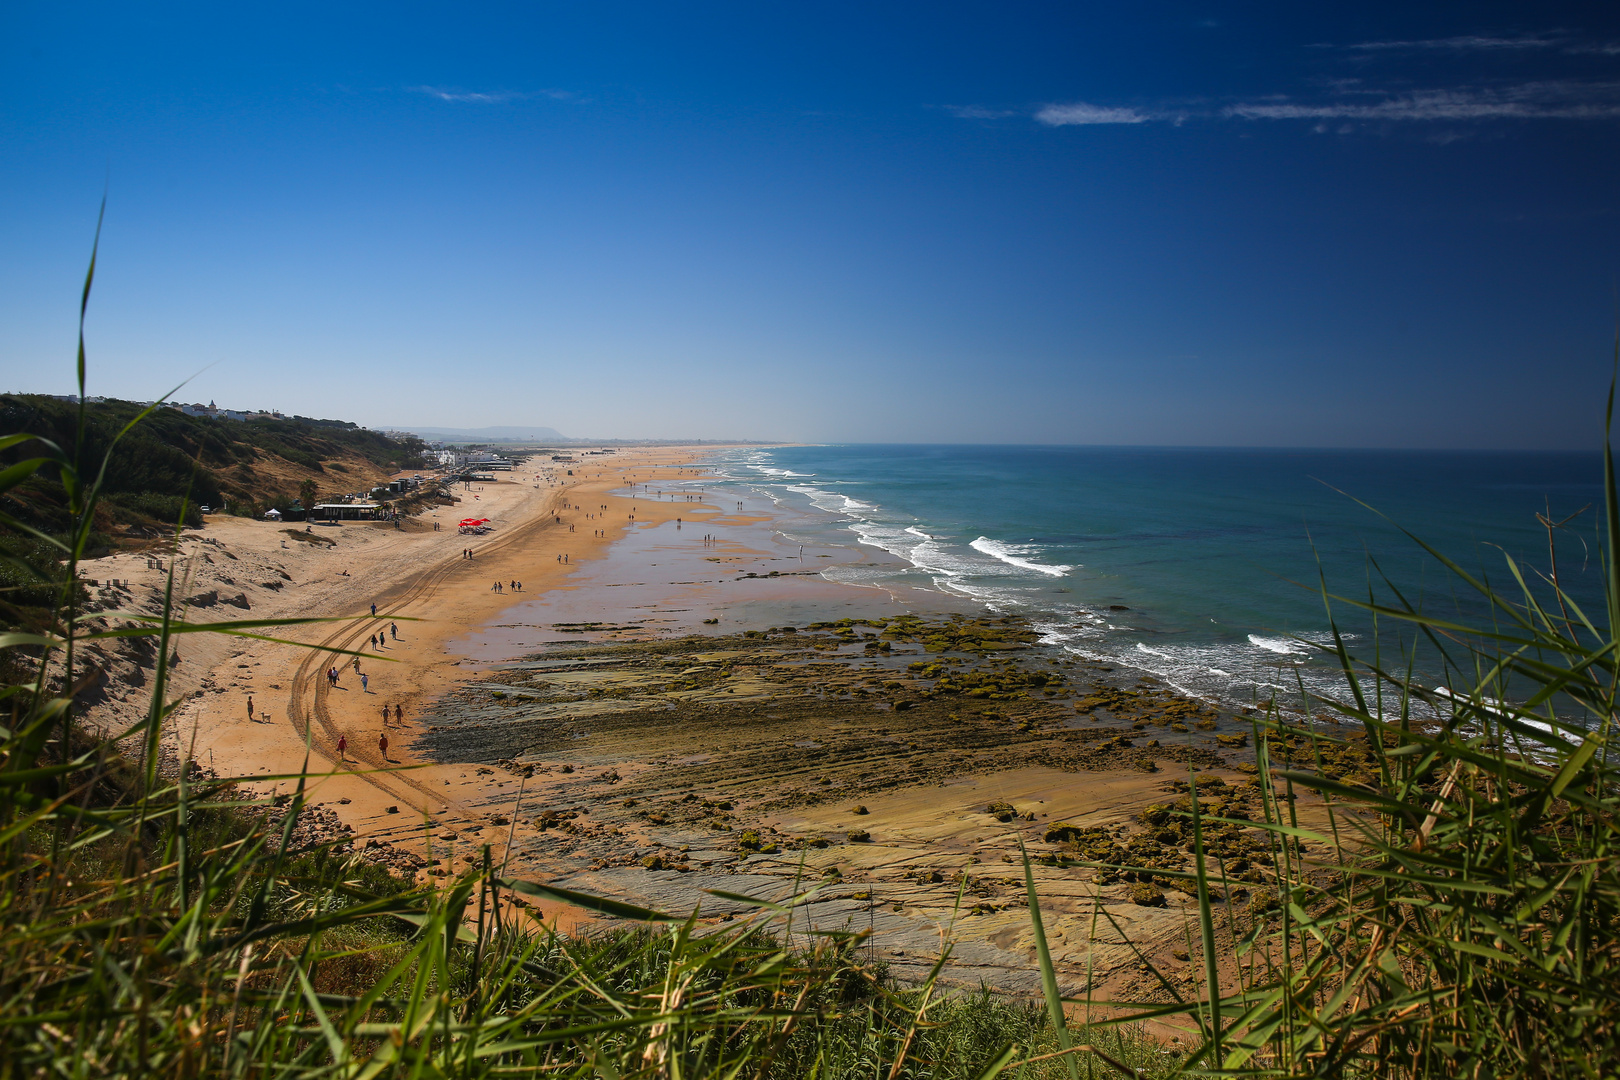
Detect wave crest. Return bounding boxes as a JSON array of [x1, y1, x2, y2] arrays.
[[969, 537, 1073, 577]]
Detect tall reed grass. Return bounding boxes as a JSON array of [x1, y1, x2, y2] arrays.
[[1082, 376, 1620, 1076]]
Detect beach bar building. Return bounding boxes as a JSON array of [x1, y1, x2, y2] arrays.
[[311, 502, 381, 522]]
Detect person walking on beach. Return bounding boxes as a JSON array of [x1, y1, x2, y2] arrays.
[[361, 672, 369, 693], [352, 656, 361, 675], [390, 622, 397, 639], [336, 735, 347, 761], [378, 732, 389, 760], [382, 702, 390, 724], [395, 703, 403, 723], [371, 603, 377, 617], [246, 695, 254, 721]]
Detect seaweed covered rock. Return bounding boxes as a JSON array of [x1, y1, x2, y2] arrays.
[[1126, 882, 1166, 907]]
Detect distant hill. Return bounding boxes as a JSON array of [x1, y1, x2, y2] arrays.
[[0, 395, 431, 542], [400, 425, 568, 443]]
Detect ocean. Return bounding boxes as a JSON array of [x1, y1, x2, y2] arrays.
[[705, 444, 1606, 712]]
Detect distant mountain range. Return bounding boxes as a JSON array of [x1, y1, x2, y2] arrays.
[[394, 425, 569, 443], [387, 424, 767, 447]]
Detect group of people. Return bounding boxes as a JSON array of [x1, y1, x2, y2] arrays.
[[330, 695, 410, 765], [334, 731, 392, 763], [329, 467, 702, 767]]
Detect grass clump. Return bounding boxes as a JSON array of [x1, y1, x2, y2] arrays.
[[1080, 370, 1620, 1077]]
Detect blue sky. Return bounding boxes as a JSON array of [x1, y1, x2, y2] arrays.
[[3, 2, 1619, 446]]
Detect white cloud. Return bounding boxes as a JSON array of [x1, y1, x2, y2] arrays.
[[415, 87, 513, 103], [947, 105, 1019, 120], [1345, 34, 1562, 52], [412, 86, 574, 104], [1226, 82, 1620, 122], [1035, 102, 1151, 126]]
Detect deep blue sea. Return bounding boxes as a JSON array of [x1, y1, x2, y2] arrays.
[[706, 445, 1606, 711]]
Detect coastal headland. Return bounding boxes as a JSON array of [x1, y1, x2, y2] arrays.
[[77, 445, 1336, 1005]]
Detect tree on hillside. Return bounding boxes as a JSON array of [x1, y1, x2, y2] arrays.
[[298, 479, 318, 509]]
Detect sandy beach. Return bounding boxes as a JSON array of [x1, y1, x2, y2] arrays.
[[78, 445, 1316, 1004]]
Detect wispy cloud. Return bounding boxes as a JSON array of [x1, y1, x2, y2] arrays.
[[412, 86, 575, 104], [947, 105, 1020, 120], [1329, 31, 1620, 57], [1344, 34, 1563, 52], [954, 34, 1620, 135], [1226, 81, 1620, 122], [1035, 102, 1151, 126]]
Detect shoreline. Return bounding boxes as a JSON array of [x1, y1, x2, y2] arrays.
[[79, 444, 1309, 1001]]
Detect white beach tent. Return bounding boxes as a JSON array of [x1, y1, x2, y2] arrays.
[[263, 508, 282, 520]]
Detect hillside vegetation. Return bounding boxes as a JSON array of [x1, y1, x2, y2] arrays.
[[0, 394, 430, 539]]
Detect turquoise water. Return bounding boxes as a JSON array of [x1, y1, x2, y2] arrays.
[[706, 445, 1606, 709]]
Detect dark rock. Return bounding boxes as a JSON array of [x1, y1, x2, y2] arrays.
[[1127, 882, 1166, 907]]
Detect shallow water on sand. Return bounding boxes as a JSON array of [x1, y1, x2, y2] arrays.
[[455, 483, 973, 661]]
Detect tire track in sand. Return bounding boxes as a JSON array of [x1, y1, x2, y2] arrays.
[[286, 485, 574, 817]]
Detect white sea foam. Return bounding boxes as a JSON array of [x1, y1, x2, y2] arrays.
[[723, 446, 1393, 720], [784, 485, 850, 515], [1248, 634, 1302, 655], [1432, 686, 1579, 746], [969, 537, 1073, 577]]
